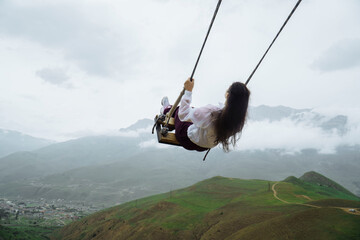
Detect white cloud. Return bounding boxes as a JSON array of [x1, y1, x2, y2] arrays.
[[0, 0, 360, 141], [36, 68, 72, 88], [311, 39, 360, 72], [0, 0, 140, 78], [117, 126, 152, 138], [125, 106, 360, 154], [238, 112, 359, 154]]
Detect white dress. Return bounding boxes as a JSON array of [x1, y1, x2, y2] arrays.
[[178, 90, 222, 149]]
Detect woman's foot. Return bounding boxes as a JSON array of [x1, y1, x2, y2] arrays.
[[160, 96, 170, 114]]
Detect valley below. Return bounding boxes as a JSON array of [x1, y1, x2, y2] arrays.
[[1, 106, 360, 239]]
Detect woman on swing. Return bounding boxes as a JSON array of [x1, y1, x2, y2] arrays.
[[161, 78, 250, 152]]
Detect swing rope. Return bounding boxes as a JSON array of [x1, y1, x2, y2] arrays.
[[165, 0, 223, 128], [203, 0, 302, 161], [245, 0, 302, 86], [190, 0, 223, 81]]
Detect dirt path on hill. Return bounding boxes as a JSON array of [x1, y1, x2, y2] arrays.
[[272, 182, 360, 215], [296, 195, 312, 201], [272, 182, 289, 204]]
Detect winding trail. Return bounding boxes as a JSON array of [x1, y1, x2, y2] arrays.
[[272, 182, 360, 215], [272, 182, 289, 204]]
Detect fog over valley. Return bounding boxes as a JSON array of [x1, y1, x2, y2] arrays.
[[1, 105, 359, 208]]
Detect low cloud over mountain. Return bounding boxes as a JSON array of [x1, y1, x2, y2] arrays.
[[0, 105, 359, 207], [140, 105, 356, 154]]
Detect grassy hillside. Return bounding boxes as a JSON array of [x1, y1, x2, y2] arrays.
[[227, 208, 359, 240], [280, 172, 359, 204], [51, 175, 360, 240], [0, 225, 57, 240], [300, 171, 357, 197]]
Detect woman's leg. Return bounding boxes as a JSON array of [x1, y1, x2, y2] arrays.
[[163, 106, 207, 151]]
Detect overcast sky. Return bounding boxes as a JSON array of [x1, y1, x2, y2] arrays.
[[0, 0, 359, 141]]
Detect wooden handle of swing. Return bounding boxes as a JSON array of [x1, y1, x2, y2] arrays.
[[165, 77, 193, 125], [166, 88, 185, 122]]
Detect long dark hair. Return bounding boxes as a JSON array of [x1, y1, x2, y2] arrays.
[[213, 82, 250, 151]]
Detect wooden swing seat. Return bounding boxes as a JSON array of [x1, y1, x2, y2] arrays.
[[155, 115, 181, 146]]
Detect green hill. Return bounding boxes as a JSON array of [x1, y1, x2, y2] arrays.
[[299, 171, 357, 197], [282, 172, 359, 203], [51, 174, 360, 240], [283, 175, 305, 185]]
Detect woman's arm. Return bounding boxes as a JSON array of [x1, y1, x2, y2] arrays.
[[178, 90, 195, 122], [178, 79, 218, 128], [178, 78, 195, 122]]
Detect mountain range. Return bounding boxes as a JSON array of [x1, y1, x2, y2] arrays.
[[0, 129, 53, 158], [0, 105, 358, 208]]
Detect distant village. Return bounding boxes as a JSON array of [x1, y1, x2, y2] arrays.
[[0, 197, 100, 226]]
